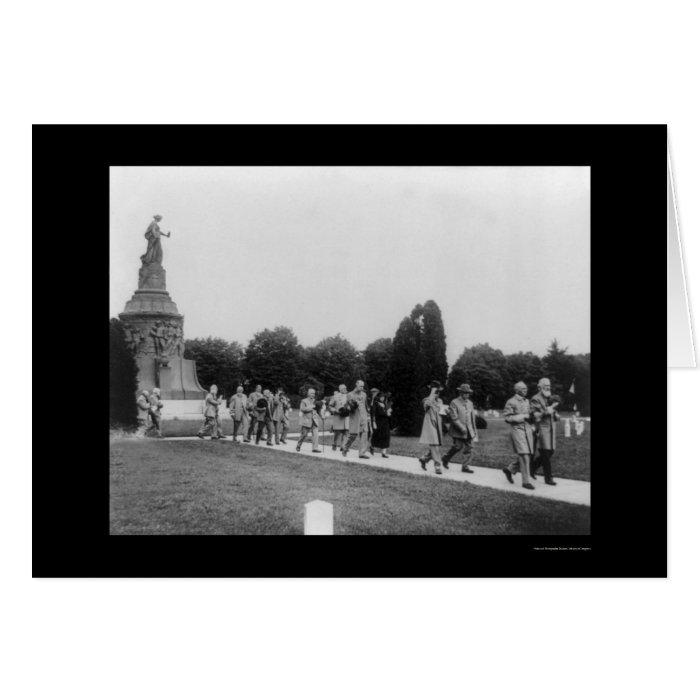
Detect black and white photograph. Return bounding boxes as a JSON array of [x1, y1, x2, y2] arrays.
[[32, 123, 668, 579], [109, 165, 591, 537]]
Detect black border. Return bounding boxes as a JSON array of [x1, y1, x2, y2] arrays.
[[33, 125, 667, 577]]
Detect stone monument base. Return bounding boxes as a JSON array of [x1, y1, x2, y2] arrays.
[[136, 357, 206, 400]]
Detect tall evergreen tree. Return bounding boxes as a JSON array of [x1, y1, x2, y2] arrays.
[[388, 300, 450, 435], [389, 316, 422, 435], [415, 299, 448, 389], [363, 337, 393, 391], [109, 318, 138, 429]]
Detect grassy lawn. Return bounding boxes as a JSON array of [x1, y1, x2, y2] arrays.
[[110, 438, 590, 535], [320, 417, 590, 482]]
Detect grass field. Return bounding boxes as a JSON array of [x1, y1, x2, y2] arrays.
[[110, 437, 590, 535], [322, 417, 591, 482]]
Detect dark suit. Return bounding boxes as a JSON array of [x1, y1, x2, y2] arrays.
[[255, 397, 274, 445], [530, 392, 559, 481]]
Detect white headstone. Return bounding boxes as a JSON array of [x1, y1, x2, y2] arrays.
[[576, 420, 585, 435], [304, 500, 333, 535], [564, 418, 571, 437]]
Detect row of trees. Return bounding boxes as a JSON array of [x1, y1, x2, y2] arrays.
[[184, 328, 393, 407], [184, 301, 590, 434], [111, 298, 590, 434], [446, 340, 590, 418]]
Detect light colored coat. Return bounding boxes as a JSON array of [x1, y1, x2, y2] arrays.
[[328, 392, 350, 431], [299, 397, 321, 428], [419, 395, 444, 445], [529, 392, 559, 451], [204, 392, 221, 418], [448, 397, 478, 440], [503, 394, 534, 454], [136, 394, 150, 421], [228, 393, 248, 421], [347, 389, 369, 433]]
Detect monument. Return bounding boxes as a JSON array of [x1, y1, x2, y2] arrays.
[[119, 215, 206, 406]]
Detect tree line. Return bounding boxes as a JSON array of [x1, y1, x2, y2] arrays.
[[110, 299, 590, 433]]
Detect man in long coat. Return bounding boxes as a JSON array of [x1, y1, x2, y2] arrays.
[[245, 384, 263, 442], [418, 381, 445, 474], [328, 384, 349, 451], [198, 385, 223, 440], [341, 380, 371, 459], [228, 385, 249, 443], [271, 389, 291, 445], [296, 388, 322, 453], [442, 383, 478, 473], [529, 378, 560, 485], [502, 381, 535, 489]]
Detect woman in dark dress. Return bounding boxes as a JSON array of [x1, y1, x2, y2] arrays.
[[371, 391, 392, 458]]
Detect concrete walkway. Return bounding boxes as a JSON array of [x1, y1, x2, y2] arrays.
[[163, 433, 591, 507]]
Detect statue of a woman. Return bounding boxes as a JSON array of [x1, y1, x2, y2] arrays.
[[141, 214, 171, 265]]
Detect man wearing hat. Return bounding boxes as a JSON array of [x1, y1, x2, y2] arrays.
[[418, 381, 446, 474], [529, 378, 560, 485], [502, 381, 535, 489], [341, 380, 371, 458], [442, 383, 478, 473]]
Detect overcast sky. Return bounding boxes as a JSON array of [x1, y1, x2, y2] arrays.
[[110, 166, 590, 366]]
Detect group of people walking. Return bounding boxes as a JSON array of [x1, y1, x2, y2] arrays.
[[324, 380, 392, 458], [137, 375, 562, 489], [196, 384, 293, 444], [193, 380, 393, 458], [417, 377, 560, 489]]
